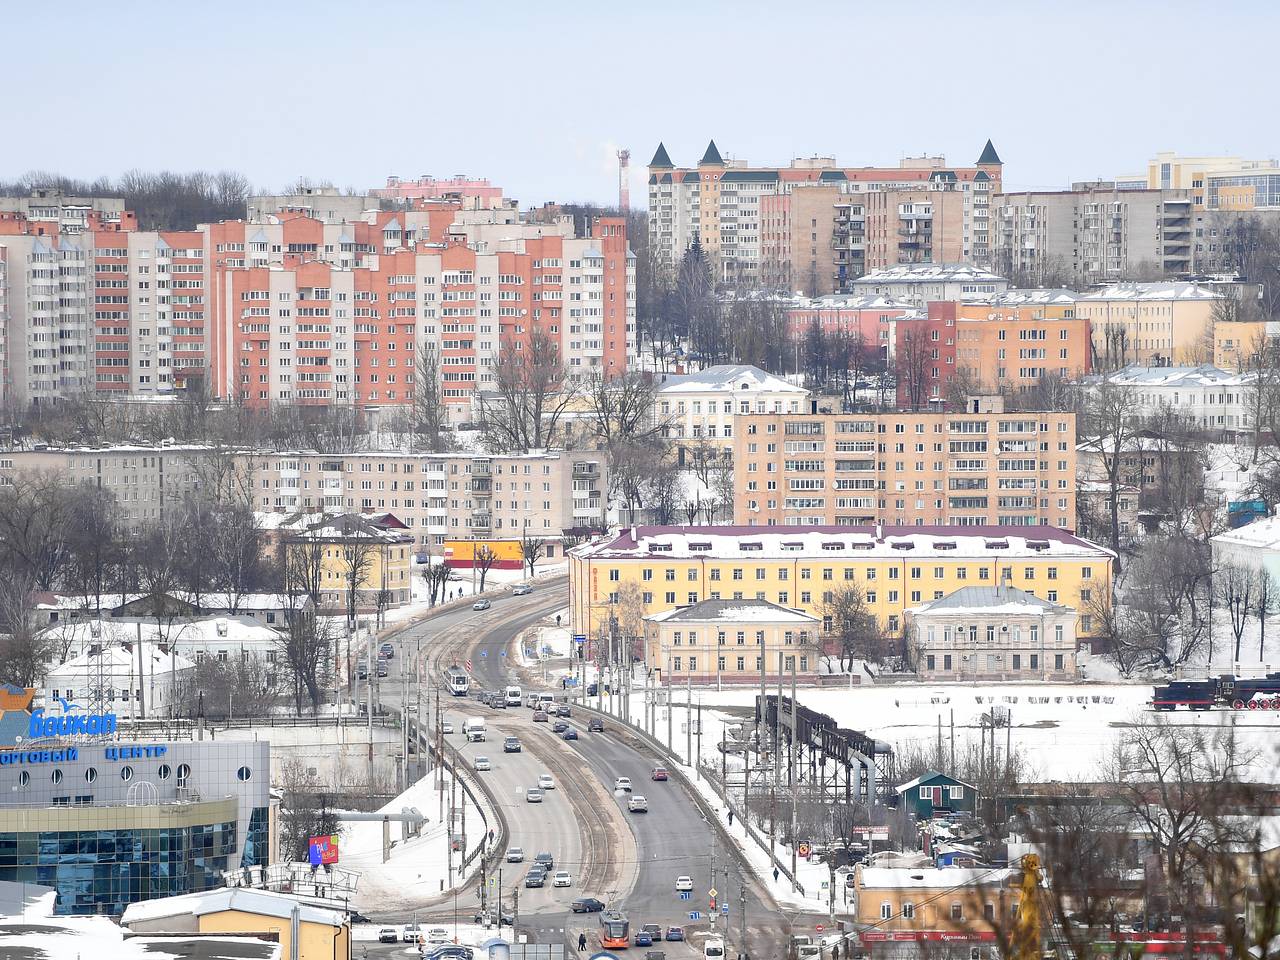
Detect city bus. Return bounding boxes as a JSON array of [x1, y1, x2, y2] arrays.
[[446, 665, 470, 697], [600, 914, 629, 949]]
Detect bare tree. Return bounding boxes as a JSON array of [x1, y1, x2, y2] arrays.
[[585, 370, 666, 449], [408, 345, 453, 452], [419, 560, 454, 608], [0, 472, 77, 590], [277, 756, 343, 861], [645, 462, 682, 526], [0, 571, 52, 686], [481, 326, 578, 453], [1081, 380, 1143, 571], [337, 534, 378, 628], [175, 652, 278, 719], [895, 323, 934, 411], [473, 545, 497, 594], [1257, 568, 1277, 662], [822, 583, 890, 670], [277, 610, 332, 714], [519, 531, 546, 580], [1217, 561, 1256, 664], [284, 534, 326, 613]]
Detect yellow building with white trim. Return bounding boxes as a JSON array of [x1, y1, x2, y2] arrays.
[[569, 526, 1113, 654]]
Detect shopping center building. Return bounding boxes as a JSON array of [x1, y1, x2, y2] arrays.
[[0, 687, 270, 915]]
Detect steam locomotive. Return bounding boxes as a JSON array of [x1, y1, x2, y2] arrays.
[[1152, 674, 1280, 710]]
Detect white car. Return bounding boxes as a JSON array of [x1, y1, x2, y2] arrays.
[[426, 927, 450, 944], [402, 923, 422, 942], [526, 788, 544, 803], [628, 794, 648, 813], [614, 776, 632, 793], [474, 756, 491, 771], [675, 875, 694, 892], [538, 773, 555, 790], [506, 847, 524, 863], [442, 720, 454, 734], [552, 870, 573, 888]]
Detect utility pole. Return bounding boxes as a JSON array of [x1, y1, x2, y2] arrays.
[[771, 652, 782, 868], [686, 670, 693, 766], [666, 654, 673, 751], [696, 698, 703, 781], [739, 881, 748, 958], [709, 834, 717, 930]]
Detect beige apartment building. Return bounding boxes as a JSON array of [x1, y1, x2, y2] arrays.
[[0, 444, 216, 524], [642, 598, 821, 685], [0, 445, 605, 549], [1076, 281, 1221, 366], [730, 410, 1076, 530], [248, 449, 605, 550]]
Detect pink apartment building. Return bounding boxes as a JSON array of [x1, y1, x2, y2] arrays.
[[372, 175, 504, 203]]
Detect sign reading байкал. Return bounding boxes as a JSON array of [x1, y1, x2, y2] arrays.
[[27, 708, 118, 738]]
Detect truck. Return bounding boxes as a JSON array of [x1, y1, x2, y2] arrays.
[[463, 717, 486, 742]]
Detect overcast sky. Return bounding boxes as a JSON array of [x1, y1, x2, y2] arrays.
[[7, 0, 1274, 206]]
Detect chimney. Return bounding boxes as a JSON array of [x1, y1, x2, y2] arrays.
[[875, 523, 883, 541], [629, 526, 636, 542]]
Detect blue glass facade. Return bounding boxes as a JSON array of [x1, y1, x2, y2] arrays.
[[0, 819, 237, 915]]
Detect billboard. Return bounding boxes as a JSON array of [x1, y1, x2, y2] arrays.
[[308, 834, 339, 866]]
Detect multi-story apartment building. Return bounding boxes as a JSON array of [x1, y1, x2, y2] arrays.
[[0, 444, 214, 524], [1076, 281, 1221, 367], [568, 524, 1112, 642], [0, 444, 606, 549], [207, 204, 634, 415], [655, 364, 810, 463], [785, 294, 917, 360], [730, 408, 1076, 529], [896, 298, 1091, 402], [1, 190, 636, 414], [1086, 364, 1253, 435], [371, 176, 504, 204], [993, 183, 1195, 284], [1144, 152, 1280, 211], [649, 141, 1002, 293], [248, 448, 605, 550], [846, 263, 1008, 306]]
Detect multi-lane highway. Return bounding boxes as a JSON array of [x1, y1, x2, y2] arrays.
[[367, 582, 790, 957]]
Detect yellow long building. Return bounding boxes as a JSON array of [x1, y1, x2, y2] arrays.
[[569, 524, 1113, 643]]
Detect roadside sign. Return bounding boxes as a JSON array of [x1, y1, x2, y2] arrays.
[[464, 659, 473, 671], [721, 903, 729, 914], [708, 887, 717, 899], [821, 881, 829, 889], [797, 841, 811, 858], [500, 651, 506, 657], [679, 891, 691, 901], [479, 651, 488, 658], [816, 924, 825, 933], [574, 635, 586, 644], [688, 911, 702, 921]]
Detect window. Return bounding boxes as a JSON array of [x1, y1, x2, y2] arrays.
[[948, 785, 964, 799], [120, 765, 134, 781], [902, 902, 915, 919], [951, 903, 963, 921], [237, 766, 252, 782], [881, 903, 893, 920]]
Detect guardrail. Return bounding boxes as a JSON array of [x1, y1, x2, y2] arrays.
[[569, 691, 806, 898]]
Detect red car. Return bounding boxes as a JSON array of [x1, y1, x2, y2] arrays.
[[651, 766, 668, 781]]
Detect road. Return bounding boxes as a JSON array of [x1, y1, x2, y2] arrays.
[[366, 584, 791, 958]]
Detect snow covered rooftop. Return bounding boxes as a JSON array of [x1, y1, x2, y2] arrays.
[[794, 294, 916, 311], [858, 866, 1014, 889], [850, 263, 1008, 285], [913, 585, 1070, 616], [1079, 281, 1222, 301], [986, 288, 1081, 306], [645, 598, 818, 625], [1212, 514, 1280, 552], [45, 640, 194, 678], [121, 886, 346, 928], [44, 616, 281, 657], [896, 770, 977, 794], [1098, 363, 1248, 388], [656, 364, 808, 395], [574, 525, 1111, 562]]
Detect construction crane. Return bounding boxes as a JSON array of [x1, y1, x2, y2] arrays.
[[1011, 853, 1046, 960]]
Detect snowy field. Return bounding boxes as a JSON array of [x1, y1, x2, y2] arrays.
[[343, 770, 486, 913], [625, 681, 1280, 784]]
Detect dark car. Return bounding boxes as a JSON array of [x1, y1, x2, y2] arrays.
[[491, 697, 506, 709], [551, 720, 568, 733], [376, 662, 388, 678], [524, 869, 546, 888], [665, 926, 685, 941], [570, 897, 605, 913], [357, 664, 369, 680], [634, 929, 654, 946], [427, 948, 474, 960], [380, 643, 395, 659], [503, 736, 521, 753], [562, 727, 579, 741], [641, 923, 662, 940], [556, 704, 571, 717], [588, 718, 604, 733], [532, 710, 549, 723], [473, 907, 514, 926], [534, 851, 554, 871]]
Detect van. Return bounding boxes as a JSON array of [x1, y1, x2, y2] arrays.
[[463, 717, 486, 742], [537, 693, 555, 710], [504, 686, 522, 707], [704, 936, 726, 958]]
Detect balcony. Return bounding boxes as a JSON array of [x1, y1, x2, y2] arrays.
[[470, 478, 491, 495], [472, 461, 492, 477], [572, 462, 600, 478]]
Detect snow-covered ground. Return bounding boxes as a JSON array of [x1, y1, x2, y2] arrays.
[[344, 768, 487, 913]]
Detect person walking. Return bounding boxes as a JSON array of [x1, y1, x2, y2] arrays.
[[577, 931, 587, 951], [728, 809, 734, 826], [772, 866, 779, 883]]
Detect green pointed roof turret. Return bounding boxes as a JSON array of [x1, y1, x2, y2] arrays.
[[977, 139, 1002, 166], [649, 142, 673, 168], [700, 140, 724, 166]]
